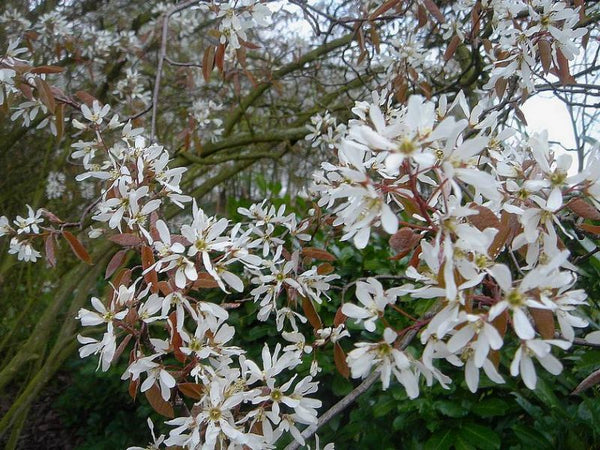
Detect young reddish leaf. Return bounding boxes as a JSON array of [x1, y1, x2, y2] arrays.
[[168, 312, 187, 363], [55, 103, 64, 141], [30, 65, 64, 74], [334, 306, 347, 327], [141, 245, 158, 292], [417, 4, 428, 28], [489, 211, 517, 257], [556, 48, 574, 85], [444, 35, 461, 61], [580, 223, 600, 235], [334, 343, 350, 378], [389, 227, 420, 258], [178, 383, 203, 400], [109, 233, 143, 246], [494, 77, 507, 99], [45, 234, 56, 267], [128, 377, 140, 400], [538, 39, 552, 74], [491, 309, 508, 338], [568, 198, 600, 220], [239, 38, 260, 50], [75, 90, 97, 105], [302, 297, 323, 331], [113, 267, 132, 288], [158, 280, 173, 296], [193, 272, 220, 289], [215, 43, 226, 74], [530, 308, 555, 340], [369, 0, 400, 20], [423, 0, 445, 23], [408, 244, 422, 268], [572, 368, 600, 395], [62, 230, 92, 264], [145, 383, 174, 418], [202, 45, 215, 82], [105, 249, 127, 279], [369, 26, 381, 54], [112, 334, 132, 364], [302, 247, 336, 261], [468, 204, 501, 231], [514, 106, 528, 125], [34, 77, 55, 113], [317, 263, 335, 275]]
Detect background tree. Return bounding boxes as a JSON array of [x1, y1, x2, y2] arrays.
[[1, 0, 600, 448]]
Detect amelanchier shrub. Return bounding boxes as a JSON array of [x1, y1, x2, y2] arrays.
[[1, 0, 600, 448]]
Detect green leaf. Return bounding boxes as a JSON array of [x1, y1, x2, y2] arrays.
[[434, 400, 469, 418], [373, 397, 396, 417], [457, 423, 500, 450], [512, 393, 542, 416], [425, 429, 455, 450], [512, 424, 553, 450], [471, 398, 509, 418]]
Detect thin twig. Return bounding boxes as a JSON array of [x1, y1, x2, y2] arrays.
[[151, 0, 200, 142], [284, 320, 426, 450]]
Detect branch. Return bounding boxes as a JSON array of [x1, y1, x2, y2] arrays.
[[222, 33, 355, 136], [151, 0, 201, 141], [285, 321, 424, 450]]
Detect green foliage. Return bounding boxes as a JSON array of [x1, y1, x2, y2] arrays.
[[56, 357, 159, 450], [51, 190, 600, 449]]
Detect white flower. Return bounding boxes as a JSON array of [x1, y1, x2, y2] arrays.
[[510, 339, 571, 389], [81, 100, 110, 125], [342, 278, 402, 332]]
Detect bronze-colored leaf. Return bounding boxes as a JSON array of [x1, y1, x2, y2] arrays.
[[495, 77, 507, 99], [75, 90, 97, 105], [538, 39, 552, 74], [141, 245, 158, 292], [145, 383, 174, 418], [491, 309, 508, 338], [302, 297, 323, 331], [389, 227, 420, 258], [112, 334, 132, 364], [109, 233, 143, 246], [239, 38, 260, 50], [215, 43, 226, 74], [333, 306, 347, 327], [417, 4, 428, 28], [30, 65, 64, 74], [580, 223, 600, 235], [62, 230, 92, 264], [572, 368, 600, 395], [55, 103, 64, 141], [34, 77, 55, 113], [556, 48, 574, 85], [489, 211, 512, 257], [302, 247, 336, 261], [568, 198, 600, 220], [317, 263, 335, 275], [202, 45, 215, 82], [168, 311, 187, 363], [105, 249, 127, 279], [128, 377, 139, 401], [45, 234, 56, 267], [444, 35, 461, 61], [178, 383, 203, 400], [423, 0, 445, 22], [334, 343, 350, 378], [468, 204, 501, 231], [368, 0, 400, 20], [193, 272, 220, 289], [530, 308, 555, 340]]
